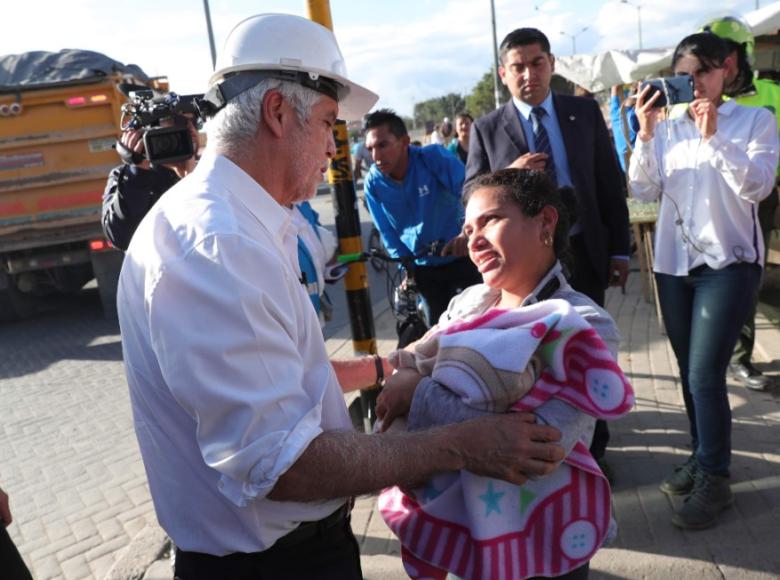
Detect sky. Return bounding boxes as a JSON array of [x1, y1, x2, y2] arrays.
[[1, 0, 770, 116]]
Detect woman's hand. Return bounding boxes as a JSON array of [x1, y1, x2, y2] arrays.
[[375, 368, 423, 431], [689, 98, 718, 140], [635, 83, 662, 142]]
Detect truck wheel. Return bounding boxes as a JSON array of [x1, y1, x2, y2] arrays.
[[0, 271, 36, 322], [90, 249, 124, 320]]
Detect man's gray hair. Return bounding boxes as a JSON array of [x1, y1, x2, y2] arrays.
[[205, 78, 322, 159]]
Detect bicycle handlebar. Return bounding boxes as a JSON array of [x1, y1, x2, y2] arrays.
[[337, 240, 445, 265]]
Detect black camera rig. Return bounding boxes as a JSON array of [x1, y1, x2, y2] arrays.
[[120, 90, 203, 166]]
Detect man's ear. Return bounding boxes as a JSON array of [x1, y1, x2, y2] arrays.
[[401, 134, 411, 148], [549, 54, 556, 74], [261, 90, 286, 139], [498, 65, 508, 86]]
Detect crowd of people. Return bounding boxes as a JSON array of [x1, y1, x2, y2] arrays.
[[5, 9, 778, 580]]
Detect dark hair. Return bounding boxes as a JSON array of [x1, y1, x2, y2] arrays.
[[363, 108, 408, 138], [720, 37, 754, 97], [455, 112, 473, 123], [672, 33, 730, 74], [462, 169, 574, 258], [499, 28, 551, 64]]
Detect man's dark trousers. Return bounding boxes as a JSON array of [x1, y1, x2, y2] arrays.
[[174, 509, 362, 580]]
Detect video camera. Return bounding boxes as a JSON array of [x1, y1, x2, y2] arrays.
[[120, 90, 203, 165]]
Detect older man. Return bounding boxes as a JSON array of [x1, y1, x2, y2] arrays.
[[118, 14, 564, 579]]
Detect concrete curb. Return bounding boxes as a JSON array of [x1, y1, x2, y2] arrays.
[[103, 524, 169, 580]]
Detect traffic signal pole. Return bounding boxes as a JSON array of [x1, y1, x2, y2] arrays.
[[306, 0, 380, 433]]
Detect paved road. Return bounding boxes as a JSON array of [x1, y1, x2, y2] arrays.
[[0, 184, 395, 579], [0, 290, 152, 580]]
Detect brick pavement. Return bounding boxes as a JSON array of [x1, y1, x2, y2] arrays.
[[0, 291, 156, 580], [3, 263, 779, 580]]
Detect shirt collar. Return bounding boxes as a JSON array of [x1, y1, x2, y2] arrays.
[[194, 151, 293, 244], [521, 260, 567, 306], [512, 91, 554, 122]]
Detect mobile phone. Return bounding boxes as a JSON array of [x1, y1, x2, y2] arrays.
[[639, 75, 694, 108]]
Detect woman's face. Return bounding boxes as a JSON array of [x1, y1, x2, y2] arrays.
[[463, 186, 557, 298], [673, 53, 726, 103]]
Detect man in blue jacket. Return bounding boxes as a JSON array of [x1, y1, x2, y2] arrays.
[[363, 109, 481, 333]]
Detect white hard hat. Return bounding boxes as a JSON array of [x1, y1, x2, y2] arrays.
[[205, 13, 377, 121]]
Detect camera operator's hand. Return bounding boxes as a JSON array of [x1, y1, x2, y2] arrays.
[[117, 128, 152, 170], [635, 83, 662, 142], [689, 98, 718, 141]]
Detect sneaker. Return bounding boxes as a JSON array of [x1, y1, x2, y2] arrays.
[[671, 470, 733, 530], [659, 454, 698, 496]]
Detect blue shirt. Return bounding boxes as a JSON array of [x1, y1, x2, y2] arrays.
[[364, 145, 465, 266], [512, 93, 573, 188], [609, 94, 639, 173]]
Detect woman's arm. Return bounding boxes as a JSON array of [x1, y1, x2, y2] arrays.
[[702, 107, 779, 202]]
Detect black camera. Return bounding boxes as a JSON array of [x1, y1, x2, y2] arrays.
[[639, 75, 695, 108], [121, 90, 203, 165]]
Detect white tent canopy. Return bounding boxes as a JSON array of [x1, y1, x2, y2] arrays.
[[555, 1, 780, 92]]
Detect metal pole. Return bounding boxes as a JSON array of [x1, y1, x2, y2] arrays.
[[306, 0, 379, 433], [637, 5, 643, 50], [202, 0, 217, 69], [490, 0, 501, 110]]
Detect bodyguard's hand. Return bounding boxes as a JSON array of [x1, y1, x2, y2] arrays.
[[508, 152, 549, 171], [609, 258, 630, 288], [375, 368, 423, 431], [0, 486, 12, 527], [453, 413, 564, 484]]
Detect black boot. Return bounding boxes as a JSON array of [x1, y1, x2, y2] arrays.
[[671, 470, 733, 529], [659, 454, 697, 496]]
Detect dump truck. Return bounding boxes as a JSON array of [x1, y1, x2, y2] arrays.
[[0, 49, 161, 321]]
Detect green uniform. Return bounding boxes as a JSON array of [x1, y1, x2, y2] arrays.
[[730, 78, 780, 364]]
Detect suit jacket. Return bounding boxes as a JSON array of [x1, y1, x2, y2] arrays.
[[465, 95, 630, 285]]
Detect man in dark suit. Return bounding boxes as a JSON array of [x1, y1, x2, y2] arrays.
[[466, 28, 631, 469], [466, 27, 630, 307]]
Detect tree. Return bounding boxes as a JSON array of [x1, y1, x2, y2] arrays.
[[465, 70, 510, 118], [413, 92, 466, 127]]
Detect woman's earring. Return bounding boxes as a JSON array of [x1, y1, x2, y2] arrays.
[[543, 232, 553, 247]]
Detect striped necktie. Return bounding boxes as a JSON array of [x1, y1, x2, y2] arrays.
[[531, 106, 557, 186]]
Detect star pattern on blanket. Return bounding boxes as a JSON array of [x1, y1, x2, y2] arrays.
[[478, 481, 505, 517], [519, 487, 537, 516]]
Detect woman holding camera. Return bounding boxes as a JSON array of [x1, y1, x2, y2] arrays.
[[629, 32, 778, 530]]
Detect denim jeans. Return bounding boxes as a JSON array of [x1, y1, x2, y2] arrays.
[[655, 262, 762, 476]]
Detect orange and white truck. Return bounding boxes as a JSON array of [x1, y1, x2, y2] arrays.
[[0, 49, 161, 320]]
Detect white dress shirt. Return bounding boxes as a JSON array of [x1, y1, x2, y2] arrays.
[[628, 100, 779, 275], [118, 153, 352, 555]]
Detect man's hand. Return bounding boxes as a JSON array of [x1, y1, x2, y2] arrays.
[[508, 152, 550, 171], [0, 486, 12, 527], [441, 233, 469, 257], [609, 258, 630, 288], [375, 368, 423, 431], [117, 128, 151, 170], [453, 413, 564, 484]]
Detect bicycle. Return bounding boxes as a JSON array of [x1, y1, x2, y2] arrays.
[[338, 240, 444, 348], [337, 241, 444, 430]]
